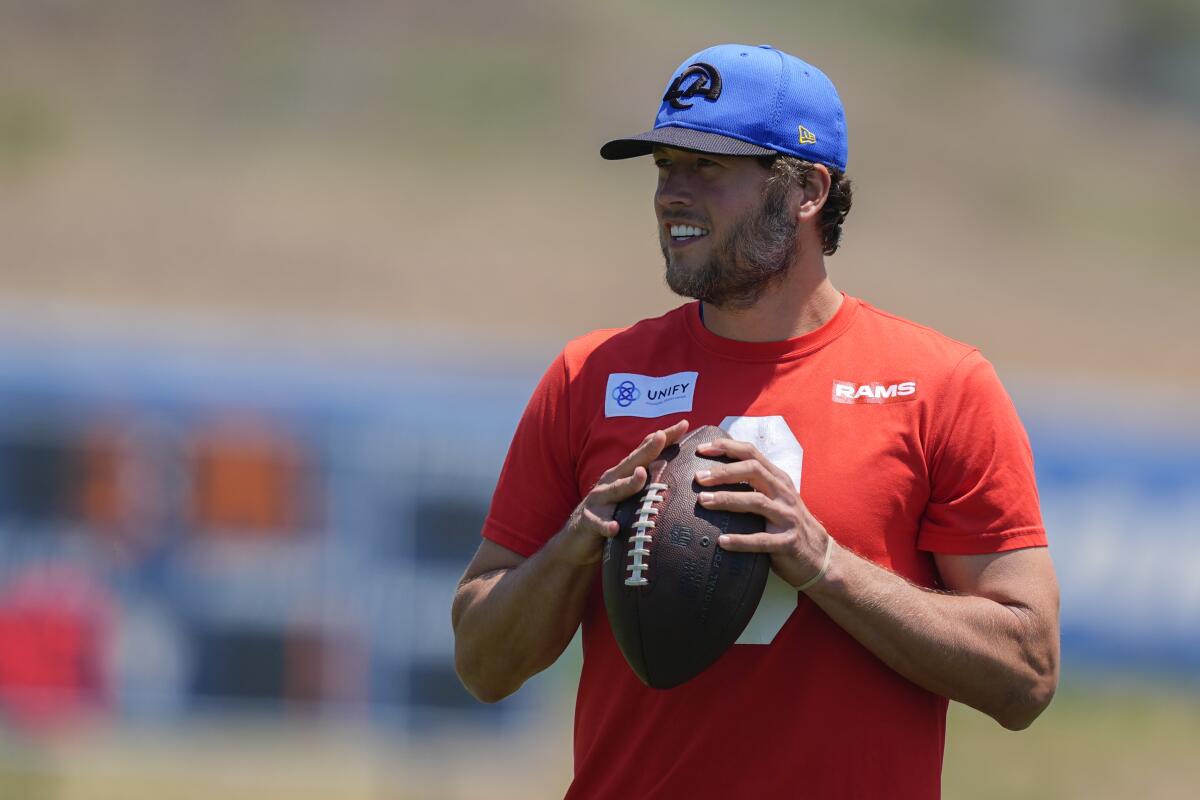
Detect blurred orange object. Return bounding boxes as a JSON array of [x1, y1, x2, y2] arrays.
[[189, 418, 303, 535]]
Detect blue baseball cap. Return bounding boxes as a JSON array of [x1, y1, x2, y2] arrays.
[[601, 44, 848, 171]]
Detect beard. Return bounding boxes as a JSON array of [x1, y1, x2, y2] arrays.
[[661, 180, 797, 310]]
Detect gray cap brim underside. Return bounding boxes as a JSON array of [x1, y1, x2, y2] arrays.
[[600, 127, 777, 160]]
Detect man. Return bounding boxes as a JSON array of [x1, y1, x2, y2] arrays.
[[452, 44, 1059, 798]]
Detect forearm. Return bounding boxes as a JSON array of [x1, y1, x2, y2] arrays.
[[453, 422, 689, 703], [452, 531, 594, 703], [806, 542, 1058, 729]]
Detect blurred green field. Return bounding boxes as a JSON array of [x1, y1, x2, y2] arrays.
[[1, 677, 1196, 799], [944, 679, 1200, 799]]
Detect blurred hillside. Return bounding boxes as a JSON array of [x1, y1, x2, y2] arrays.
[[1, 0, 1198, 383]]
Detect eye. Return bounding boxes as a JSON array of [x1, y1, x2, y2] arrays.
[[654, 157, 671, 169]]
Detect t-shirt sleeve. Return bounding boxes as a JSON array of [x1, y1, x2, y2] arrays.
[[481, 351, 582, 558], [917, 350, 1047, 554]]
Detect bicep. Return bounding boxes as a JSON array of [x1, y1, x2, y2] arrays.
[[934, 547, 1060, 618]]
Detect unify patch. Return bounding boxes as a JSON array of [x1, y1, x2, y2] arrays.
[[604, 371, 699, 418]]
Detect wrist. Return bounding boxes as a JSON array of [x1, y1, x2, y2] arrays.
[[549, 511, 607, 568], [794, 533, 836, 592]]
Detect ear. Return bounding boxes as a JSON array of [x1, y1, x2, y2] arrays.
[[793, 164, 832, 223]]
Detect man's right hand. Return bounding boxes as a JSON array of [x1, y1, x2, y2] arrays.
[[454, 417, 689, 701], [557, 419, 690, 566]]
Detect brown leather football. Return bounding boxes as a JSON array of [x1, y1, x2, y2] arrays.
[[602, 424, 770, 689]]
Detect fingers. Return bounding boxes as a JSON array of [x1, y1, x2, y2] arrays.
[[696, 438, 793, 487], [715, 532, 782, 552], [718, 527, 835, 591], [659, 418, 691, 445], [561, 502, 622, 565], [600, 419, 690, 484], [576, 419, 691, 553], [589, 465, 649, 507], [694, 458, 788, 499], [578, 506, 620, 539], [572, 474, 639, 546], [698, 488, 788, 527]]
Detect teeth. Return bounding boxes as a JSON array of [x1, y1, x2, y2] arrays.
[[670, 224, 709, 239]]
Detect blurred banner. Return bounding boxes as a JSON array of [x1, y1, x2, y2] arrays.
[[0, 320, 1196, 732], [1024, 391, 1200, 675], [0, 316, 542, 734]]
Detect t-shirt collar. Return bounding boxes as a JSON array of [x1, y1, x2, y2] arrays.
[[684, 292, 860, 362]]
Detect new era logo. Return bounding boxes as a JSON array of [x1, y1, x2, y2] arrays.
[[797, 125, 817, 145]]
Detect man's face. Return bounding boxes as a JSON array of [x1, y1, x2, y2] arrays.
[[653, 146, 798, 309]]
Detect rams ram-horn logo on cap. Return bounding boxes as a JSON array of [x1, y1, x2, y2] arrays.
[[663, 63, 722, 109]]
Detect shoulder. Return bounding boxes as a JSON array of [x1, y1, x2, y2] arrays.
[[851, 298, 980, 370], [835, 297, 1007, 412]]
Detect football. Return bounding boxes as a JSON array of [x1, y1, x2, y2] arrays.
[[602, 424, 770, 689]]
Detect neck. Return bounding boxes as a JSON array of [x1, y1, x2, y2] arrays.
[[700, 261, 843, 343]]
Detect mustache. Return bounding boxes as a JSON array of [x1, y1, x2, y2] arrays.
[[660, 214, 711, 227]]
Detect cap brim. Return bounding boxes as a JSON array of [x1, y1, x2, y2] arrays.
[[600, 127, 778, 160]]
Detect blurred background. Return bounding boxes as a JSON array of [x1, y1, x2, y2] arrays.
[[0, 0, 1197, 797]]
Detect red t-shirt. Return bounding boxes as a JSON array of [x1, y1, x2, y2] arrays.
[[482, 294, 1046, 799]]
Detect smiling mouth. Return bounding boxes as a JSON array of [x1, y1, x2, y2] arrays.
[[668, 224, 710, 242]]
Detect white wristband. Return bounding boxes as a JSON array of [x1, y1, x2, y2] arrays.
[[795, 535, 834, 592]]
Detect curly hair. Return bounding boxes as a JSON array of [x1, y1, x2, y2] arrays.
[[757, 155, 853, 255]]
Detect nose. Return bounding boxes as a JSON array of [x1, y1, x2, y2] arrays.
[[655, 165, 694, 211]]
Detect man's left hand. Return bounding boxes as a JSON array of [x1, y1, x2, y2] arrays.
[[694, 438, 832, 590]]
